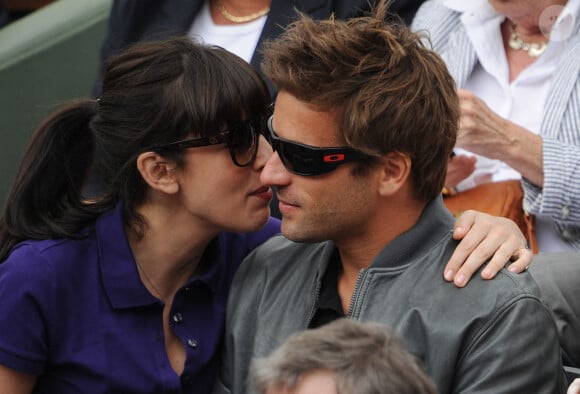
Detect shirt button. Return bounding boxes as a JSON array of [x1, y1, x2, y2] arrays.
[[562, 228, 574, 240], [187, 338, 198, 348], [561, 206, 570, 219], [181, 374, 192, 384], [172, 313, 183, 323]]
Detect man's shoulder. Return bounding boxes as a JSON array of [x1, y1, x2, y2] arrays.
[[464, 268, 542, 300], [424, 268, 549, 325], [419, 266, 545, 312]]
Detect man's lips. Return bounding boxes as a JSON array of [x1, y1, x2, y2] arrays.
[[250, 186, 273, 200], [277, 197, 299, 209]]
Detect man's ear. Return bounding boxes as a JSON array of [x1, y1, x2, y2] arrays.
[[378, 152, 411, 197], [136, 151, 180, 194]]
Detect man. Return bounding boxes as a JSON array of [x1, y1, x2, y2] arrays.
[[214, 2, 566, 393], [251, 318, 437, 394]]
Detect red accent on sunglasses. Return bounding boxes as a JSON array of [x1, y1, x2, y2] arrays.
[[323, 154, 346, 162]]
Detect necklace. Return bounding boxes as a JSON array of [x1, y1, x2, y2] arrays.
[[508, 23, 548, 57], [215, 0, 270, 23], [135, 260, 166, 301]]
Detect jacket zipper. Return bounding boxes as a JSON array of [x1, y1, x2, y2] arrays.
[[306, 279, 322, 327], [346, 268, 367, 317]]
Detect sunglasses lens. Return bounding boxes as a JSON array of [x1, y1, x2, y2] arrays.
[[227, 122, 258, 166], [277, 142, 315, 175], [279, 139, 344, 176]]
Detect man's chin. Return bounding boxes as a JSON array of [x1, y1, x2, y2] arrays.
[[281, 221, 323, 244], [281, 221, 304, 242]]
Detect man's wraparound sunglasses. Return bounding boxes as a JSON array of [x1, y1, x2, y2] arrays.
[[266, 115, 371, 176], [148, 120, 262, 167]]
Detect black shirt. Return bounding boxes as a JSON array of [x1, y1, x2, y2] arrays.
[[308, 250, 346, 328]]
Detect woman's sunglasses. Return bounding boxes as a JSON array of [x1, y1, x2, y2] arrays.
[[148, 120, 262, 167], [266, 115, 371, 176]]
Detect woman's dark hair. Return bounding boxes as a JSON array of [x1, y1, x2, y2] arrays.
[[0, 36, 271, 262]]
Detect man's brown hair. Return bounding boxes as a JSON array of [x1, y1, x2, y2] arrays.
[[261, 1, 459, 201]]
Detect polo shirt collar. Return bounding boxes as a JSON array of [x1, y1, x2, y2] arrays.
[[188, 236, 222, 293], [97, 202, 158, 309], [97, 202, 222, 309]]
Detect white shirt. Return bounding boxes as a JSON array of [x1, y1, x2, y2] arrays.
[[442, 0, 580, 251], [187, 0, 267, 63]]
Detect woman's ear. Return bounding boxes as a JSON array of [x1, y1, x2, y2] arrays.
[[136, 152, 180, 194], [378, 152, 411, 197]]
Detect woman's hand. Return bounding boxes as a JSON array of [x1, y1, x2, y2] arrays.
[[445, 210, 532, 287], [568, 378, 580, 394], [456, 89, 512, 158], [456, 89, 544, 186]]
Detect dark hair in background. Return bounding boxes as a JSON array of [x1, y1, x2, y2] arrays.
[[0, 36, 270, 262], [261, 0, 459, 202]]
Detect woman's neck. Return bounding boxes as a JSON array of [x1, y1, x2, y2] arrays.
[[500, 18, 548, 81], [501, 0, 568, 36], [210, 0, 271, 25], [127, 204, 218, 302]]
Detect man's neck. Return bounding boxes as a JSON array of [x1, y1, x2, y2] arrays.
[[334, 198, 426, 312]]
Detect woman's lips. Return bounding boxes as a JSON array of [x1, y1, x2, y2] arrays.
[[250, 186, 273, 200]]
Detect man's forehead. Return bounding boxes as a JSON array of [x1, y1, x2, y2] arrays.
[[272, 92, 343, 145]]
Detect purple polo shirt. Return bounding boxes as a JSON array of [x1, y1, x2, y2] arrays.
[[0, 203, 280, 393]]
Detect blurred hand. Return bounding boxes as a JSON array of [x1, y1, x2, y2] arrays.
[[456, 89, 511, 159], [445, 154, 476, 188], [456, 89, 544, 187], [568, 378, 580, 394]]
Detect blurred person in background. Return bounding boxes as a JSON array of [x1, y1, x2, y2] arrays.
[[412, 0, 580, 252], [95, 0, 427, 97], [251, 319, 437, 394]]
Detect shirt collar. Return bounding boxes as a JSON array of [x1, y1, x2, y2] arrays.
[[191, 236, 223, 293], [549, 0, 580, 42], [97, 202, 158, 309], [97, 202, 221, 309], [443, 0, 580, 41], [370, 197, 456, 269]]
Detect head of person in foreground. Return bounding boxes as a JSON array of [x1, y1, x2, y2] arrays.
[[251, 318, 437, 394]]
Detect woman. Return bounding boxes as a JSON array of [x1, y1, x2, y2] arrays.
[[412, 0, 580, 252], [0, 37, 278, 393], [0, 36, 530, 392]]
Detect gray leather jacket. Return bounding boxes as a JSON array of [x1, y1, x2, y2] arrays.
[[215, 198, 566, 394]]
